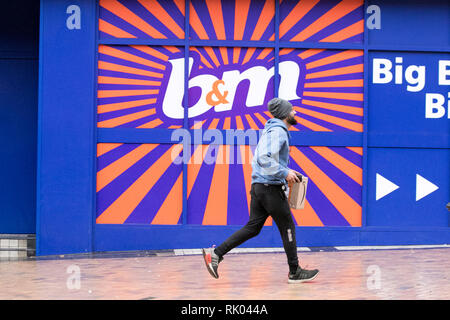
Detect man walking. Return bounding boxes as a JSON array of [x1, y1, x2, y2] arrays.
[[202, 98, 319, 283]]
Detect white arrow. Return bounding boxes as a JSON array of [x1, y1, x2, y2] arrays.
[[376, 173, 400, 201], [416, 174, 439, 201]]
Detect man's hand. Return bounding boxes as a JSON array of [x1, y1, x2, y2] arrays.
[[291, 169, 303, 179], [286, 170, 301, 184]]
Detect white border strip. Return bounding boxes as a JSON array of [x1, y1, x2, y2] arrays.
[[333, 244, 450, 251], [174, 247, 311, 256], [173, 244, 450, 256]]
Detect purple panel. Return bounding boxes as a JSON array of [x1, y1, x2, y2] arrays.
[[288, 149, 351, 226], [301, 147, 361, 205], [99, 0, 185, 39], [226, 147, 251, 225], [96, 144, 170, 217], [124, 161, 182, 224]]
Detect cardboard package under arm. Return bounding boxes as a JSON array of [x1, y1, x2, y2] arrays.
[[288, 175, 308, 210]]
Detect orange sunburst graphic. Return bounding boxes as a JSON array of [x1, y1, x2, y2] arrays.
[[99, 0, 186, 39], [97, 45, 184, 128], [96, 142, 363, 226], [96, 143, 184, 224], [280, 0, 364, 43], [185, 46, 276, 130], [96, 0, 365, 227], [96, 52, 363, 131], [98, 0, 364, 132], [289, 146, 362, 226], [281, 48, 364, 132]]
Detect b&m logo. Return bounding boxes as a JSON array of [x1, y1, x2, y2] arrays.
[[158, 51, 306, 124]]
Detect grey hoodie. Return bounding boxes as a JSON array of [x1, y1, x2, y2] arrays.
[[251, 118, 291, 185]]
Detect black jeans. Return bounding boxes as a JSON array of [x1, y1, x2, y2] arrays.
[[215, 183, 299, 271]]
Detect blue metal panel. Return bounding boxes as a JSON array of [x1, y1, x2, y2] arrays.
[[0, 0, 39, 234], [368, 0, 450, 47], [98, 38, 365, 50], [362, 0, 370, 228], [368, 51, 450, 148], [0, 1, 40, 56], [0, 60, 38, 233], [37, 0, 97, 255], [367, 148, 449, 227], [94, 225, 450, 250], [182, 0, 190, 226], [368, 132, 450, 149], [94, 224, 276, 251], [97, 128, 362, 146], [359, 227, 450, 246]]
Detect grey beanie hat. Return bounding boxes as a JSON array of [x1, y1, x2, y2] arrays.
[[267, 98, 293, 119]]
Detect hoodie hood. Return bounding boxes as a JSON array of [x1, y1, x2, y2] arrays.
[[263, 118, 291, 142]]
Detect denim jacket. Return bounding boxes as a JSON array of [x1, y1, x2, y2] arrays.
[[251, 118, 291, 185]]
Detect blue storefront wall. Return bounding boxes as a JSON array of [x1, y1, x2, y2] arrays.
[[0, 1, 39, 234], [36, 0, 449, 255]]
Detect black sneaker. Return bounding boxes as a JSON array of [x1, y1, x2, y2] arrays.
[[202, 246, 223, 279], [288, 266, 319, 283]]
